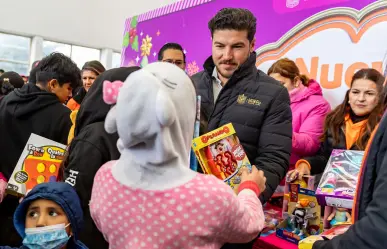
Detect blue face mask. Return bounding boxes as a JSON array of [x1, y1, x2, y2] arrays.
[[22, 223, 71, 249]]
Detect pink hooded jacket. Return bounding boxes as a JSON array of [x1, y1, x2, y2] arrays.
[[289, 80, 331, 166]]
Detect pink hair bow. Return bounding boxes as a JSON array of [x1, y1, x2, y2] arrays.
[[103, 80, 124, 104]]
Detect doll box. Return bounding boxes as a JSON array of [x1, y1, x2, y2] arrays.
[[276, 185, 322, 245], [6, 134, 67, 197], [316, 150, 364, 209], [192, 123, 252, 192]]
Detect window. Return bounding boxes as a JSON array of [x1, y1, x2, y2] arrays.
[[112, 52, 121, 68], [0, 33, 30, 75], [43, 41, 100, 69], [71, 45, 100, 69], [43, 41, 71, 57]]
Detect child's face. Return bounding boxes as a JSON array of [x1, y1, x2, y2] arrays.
[[25, 199, 72, 236]]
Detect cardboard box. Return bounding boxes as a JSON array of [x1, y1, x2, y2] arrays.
[[283, 176, 315, 218], [316, 150, 363, 209], [298, 224, 351, 249], [6, 134, 67, 197], [192, 123, 252, 192], [276, 186, 322, 245]]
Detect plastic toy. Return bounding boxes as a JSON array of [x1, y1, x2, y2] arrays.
[[276, 184, 322, 245], [316, 150, 364, 209], [298, 224, 351, 249], [327, 207, 351, 226], [6, 134, 67, 197], [192, 123, 252, 192]]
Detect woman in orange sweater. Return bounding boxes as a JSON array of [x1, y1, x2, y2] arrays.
[[287, 68, 385, 181], [67, 61, 106, 143], [67, 60, 106, 111]]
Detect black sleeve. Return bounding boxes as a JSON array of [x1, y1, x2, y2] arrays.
[[64, 139, 105, 209], [304, 136, 332, 175], [63, 138, 110, 248], [312, 147, 387, 249], [256, 87, 292, 203]]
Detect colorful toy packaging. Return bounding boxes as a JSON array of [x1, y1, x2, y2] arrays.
[[6, 134, 67, 197], [316, 150, 364, 209], [283, 175, 315, 218], [298, 224, 351, 249], [276, 184, 322, 245], [192, 123, 252, 192]]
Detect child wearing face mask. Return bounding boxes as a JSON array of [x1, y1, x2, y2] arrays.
[[0, 182, 87, 249], [90, 62, 267, 249]]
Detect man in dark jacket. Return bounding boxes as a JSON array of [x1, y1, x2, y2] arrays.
[[63, 67, 140, 249], [312, 113, 387, 249], [193, 8, 292, 204], [0, 53, 80, 246], [192, 8, 292, 248]]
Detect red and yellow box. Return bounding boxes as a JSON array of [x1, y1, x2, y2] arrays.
[[192, 123, 252, 192]]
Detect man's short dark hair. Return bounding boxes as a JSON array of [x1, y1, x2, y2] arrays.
[[158, 43, 186, 62], [208, 8, 257, 42], [0, 69, 4, 74], [35, 53, 81, 89]]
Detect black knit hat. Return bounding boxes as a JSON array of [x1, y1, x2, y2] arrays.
[[0, 71, 24, 95], [82, 60, 106, 76]]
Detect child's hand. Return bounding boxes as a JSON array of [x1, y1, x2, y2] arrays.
[[240, 166, 266, 193]]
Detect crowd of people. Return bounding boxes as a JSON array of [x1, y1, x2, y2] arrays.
[[0, 7, 387, 249]]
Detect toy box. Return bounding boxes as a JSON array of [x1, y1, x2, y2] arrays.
[[298, 224, 351, 249], [192, 123, 252, 192], [322, 206, 352, 229], [283, 175, 315, 218], [276, 185, 322, 245], [6, 134, 67, 197], [316, 150, 364, 209]]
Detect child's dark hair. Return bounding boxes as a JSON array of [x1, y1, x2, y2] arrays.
[[208, 8, 257, 42], [35, 53, 81, 89], [0, 71, 24, 95]]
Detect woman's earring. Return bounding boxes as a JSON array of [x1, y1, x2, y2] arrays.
[[348, 101, 351, 104]]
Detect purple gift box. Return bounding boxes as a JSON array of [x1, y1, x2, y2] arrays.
[[316, 150, 364, 209]]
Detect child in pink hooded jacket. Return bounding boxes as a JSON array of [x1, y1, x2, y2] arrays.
[[269, 58, 331, 171]]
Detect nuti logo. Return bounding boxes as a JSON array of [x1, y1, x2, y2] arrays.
[[201, 126, 230, 143], [237, 94, 261, 106]]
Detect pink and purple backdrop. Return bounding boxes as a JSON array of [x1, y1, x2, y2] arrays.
[[121, 0, 376, 76]]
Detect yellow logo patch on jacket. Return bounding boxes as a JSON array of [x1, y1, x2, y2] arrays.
[[237, 94, 261, 106]]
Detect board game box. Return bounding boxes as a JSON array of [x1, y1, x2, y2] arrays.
[[6, 133, 67, 197], [192, 123, 252, 192]]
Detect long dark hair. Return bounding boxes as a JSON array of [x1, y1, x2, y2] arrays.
[[321, 68, 385, 150]]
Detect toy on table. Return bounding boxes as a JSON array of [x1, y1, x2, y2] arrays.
[[298, 224, 351, 249], [291, 199, 312, 236], [316, 150, 364, 209], [276, 185, 322, 245], [327, 207, 351, 226], [283, 175, 315, 218], [192, 123, 252, 192], [6, 134, 67, 197]]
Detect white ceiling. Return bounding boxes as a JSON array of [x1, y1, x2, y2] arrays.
[[0, 0, 180, 51]]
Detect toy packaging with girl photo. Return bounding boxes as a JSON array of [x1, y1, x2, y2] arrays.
[[192, 123, 252, 192], [316, 150, 364, 209], [276, 184, 322, 245], [6, 133, 67, 197]]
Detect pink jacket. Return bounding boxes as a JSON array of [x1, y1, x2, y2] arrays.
[[289, 80, 331, 166]]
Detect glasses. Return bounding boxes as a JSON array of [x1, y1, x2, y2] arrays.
[[162, 59, 185, 67]]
